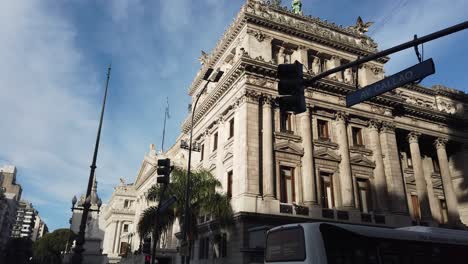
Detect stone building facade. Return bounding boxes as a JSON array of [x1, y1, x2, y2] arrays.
[[103, 1, 468, 264]]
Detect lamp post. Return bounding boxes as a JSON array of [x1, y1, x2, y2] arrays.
[[180, 68, 223, 264], [71, 66, 111, 264]]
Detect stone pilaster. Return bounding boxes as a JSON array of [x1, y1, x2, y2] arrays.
[[434, 138, 461, 226], [262, 96, 275, 199], [379, 122, 407, 214], [113, 221, 121, 253], [368, 120, 389, 213], [299, 108, 317, 206], [407, 132, 432, 221], [334, 111, 354, 209]]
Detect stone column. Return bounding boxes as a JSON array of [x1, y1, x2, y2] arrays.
[[113, 221, 121, 253], [380, 122, 407, 214], [407, 132, 432, 221], [300, 108, 317, 206], [434, 138, 460, 226], [335, 112, 354, 209], [262, 97, 275, 199], [368, 120, 389, 213]]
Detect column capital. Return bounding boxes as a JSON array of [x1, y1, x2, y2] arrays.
[[368, 119, 381, 130], [380, 121, 395, 133], [334, 111, 348, 122], [434, 138, 448, 150], [262, 95, 275, 106], [407, 132, 421, 144]]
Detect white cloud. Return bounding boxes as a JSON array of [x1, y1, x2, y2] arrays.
[[0, 1, 101, 217]]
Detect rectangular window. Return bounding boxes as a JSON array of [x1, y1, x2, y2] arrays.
[[229, 118, 234, 139], [265, 227, 305, 262], [124, 200, 129, 208], [433, 158, 441, 173], [123, 224, 129, 233], [352, 127, 364, 146], [227, 171, 233, 198], [280, 166, 295, 203], [200, 144, 204, 161], [119, 242, 129, 256], [407, 153, 413, 168], [357, 178, 372, 213], [320, 173, 334, 209], [280, 111, 293, 133], [439, 199, 448, 224], [411, 195, 421, 221], [318, 119, 330, 140], [213, 132, 218, 151]]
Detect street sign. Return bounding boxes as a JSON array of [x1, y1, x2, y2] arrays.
[[346, 58, 435, 107]]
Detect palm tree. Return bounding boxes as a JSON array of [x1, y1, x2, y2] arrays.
[[138, 167, 233, 259]]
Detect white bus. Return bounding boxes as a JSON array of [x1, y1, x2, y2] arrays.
[[265, 222, 468, 264]]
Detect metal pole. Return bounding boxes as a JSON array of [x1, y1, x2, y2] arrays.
[[161, 97, 169, 152], [181, 80, 211, 264], [71, 65, 111, 264], [152, 184, 168, 264], [305, 21, 468, 86]]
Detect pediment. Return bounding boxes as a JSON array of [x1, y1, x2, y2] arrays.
[[313, 148, 341, 162], [223, 151, 233, 163], [274, 141, 304, 156], [135, 159, 156, 189], [208, 162, 217, 172], [350, 155, 375, 168]]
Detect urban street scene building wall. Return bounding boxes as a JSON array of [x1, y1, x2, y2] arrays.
[[103, 1, 468, 264]]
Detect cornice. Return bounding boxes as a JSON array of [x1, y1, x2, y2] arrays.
[[188, 3, 248, 96], [244, 2, 387, 63]]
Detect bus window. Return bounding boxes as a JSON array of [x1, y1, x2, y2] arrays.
[[265, 227, 305, 262]]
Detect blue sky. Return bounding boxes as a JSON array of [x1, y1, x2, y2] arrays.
[[0, 0, 467, 231]]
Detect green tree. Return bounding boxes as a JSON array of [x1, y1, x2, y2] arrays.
[[33, 228, 76, 264], [138, 167, 233, 256]]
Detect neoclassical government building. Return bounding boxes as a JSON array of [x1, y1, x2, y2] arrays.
[[101, 1, 468, 263]]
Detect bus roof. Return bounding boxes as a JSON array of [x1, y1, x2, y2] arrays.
[[270, 222, 468, 245]]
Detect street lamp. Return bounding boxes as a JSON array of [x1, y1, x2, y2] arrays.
[[181, 68, 223, 263]]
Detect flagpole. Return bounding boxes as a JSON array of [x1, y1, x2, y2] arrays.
[[161, 97, 169, 152]]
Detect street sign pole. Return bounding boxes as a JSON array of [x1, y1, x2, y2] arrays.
[[346, 58, 435, 107]]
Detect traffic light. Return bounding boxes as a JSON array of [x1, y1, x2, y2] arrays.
[[277, 61, 306, 114], [157, 158, 171, 184], [142, 237, 151, 254], [145, 255, 151, 264]]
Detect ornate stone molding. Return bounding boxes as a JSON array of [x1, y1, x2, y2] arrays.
[[407, 132, 421, 144], [368, 119, 380, 130], [380, 121, 395, 133], [334, 111, 348, 122], [262, 94, 276, 106], [433, 138, 448, 150], [247, 28, 269, 42]]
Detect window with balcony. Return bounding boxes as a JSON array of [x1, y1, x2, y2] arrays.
[[213, 132, 218, 151], [411, 195, 421, 221], [227, 171, 233, 198], [439, 199, 448, 224], [200, 144, 205, 161], [317, 119, 330, 140], [280, 111, 294, 133], [352, 127, 364, 146], [280, 166, 295, 203], [320, 173, 334, 209], [229, 118, 234, 139], [356, 178, 372, 213]]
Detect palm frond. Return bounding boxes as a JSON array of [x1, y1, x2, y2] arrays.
[[137, 206, 175, 238]]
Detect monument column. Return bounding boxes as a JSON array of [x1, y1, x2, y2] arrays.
[[335, 111, 354, 209], [368, 120, 389, 212], [300, 108, 317, 206], [262, 96, 275, 199], [434, 138, 460, 226], [407, 132, 432, 222]]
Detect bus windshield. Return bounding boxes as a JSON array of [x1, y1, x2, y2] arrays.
[[265, 226, 306, 262]]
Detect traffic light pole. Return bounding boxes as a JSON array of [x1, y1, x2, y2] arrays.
[[303, 21, 468, 86], [151, 183, 168, 264]]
